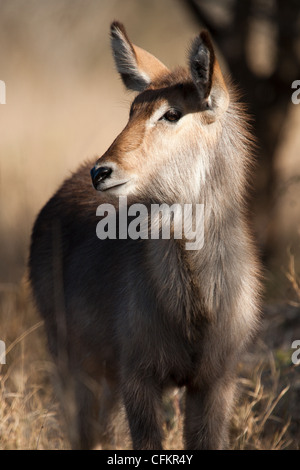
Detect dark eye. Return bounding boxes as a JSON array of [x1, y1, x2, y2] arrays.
[[161, 109, 182, 123]]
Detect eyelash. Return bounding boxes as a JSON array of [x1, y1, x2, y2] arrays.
[[160, 109, 182, 123]]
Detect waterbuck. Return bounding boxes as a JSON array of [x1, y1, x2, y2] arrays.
[[29, 22, 261, 450]]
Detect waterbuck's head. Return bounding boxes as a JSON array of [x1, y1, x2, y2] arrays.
[[91, 21, 230, 204]]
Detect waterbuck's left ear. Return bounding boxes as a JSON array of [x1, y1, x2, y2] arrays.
[[189, 31, 229, 123], [110, 21, 169, 92]]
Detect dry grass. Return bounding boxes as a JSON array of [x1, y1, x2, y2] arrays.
[[232, 358, 292, 450], [0, 283, 66, 449], [0, 281, 298, 450]]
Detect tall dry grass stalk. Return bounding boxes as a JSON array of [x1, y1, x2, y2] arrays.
[[285, 249, 300, 304], [231, 356, 292, 450]]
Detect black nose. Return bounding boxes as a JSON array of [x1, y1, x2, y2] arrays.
[[90, 165, 112, 189]]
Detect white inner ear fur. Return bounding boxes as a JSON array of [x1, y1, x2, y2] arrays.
[[111, 27, 151, 87]]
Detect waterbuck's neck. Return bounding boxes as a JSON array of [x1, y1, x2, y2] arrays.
[[134, 91, 253, 260]]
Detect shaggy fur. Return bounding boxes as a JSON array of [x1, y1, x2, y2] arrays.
[[29, 22, 261, 450]]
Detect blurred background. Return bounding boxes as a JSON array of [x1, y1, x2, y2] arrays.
[[0, 0, 299, 449]]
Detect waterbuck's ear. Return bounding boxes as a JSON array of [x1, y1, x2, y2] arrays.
[[110, 21, 169, 92], [189, 31, 229, 123]]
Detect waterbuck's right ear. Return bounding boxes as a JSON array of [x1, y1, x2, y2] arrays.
[[110, 21, 169, 92], [189, 31, 229, 123]]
